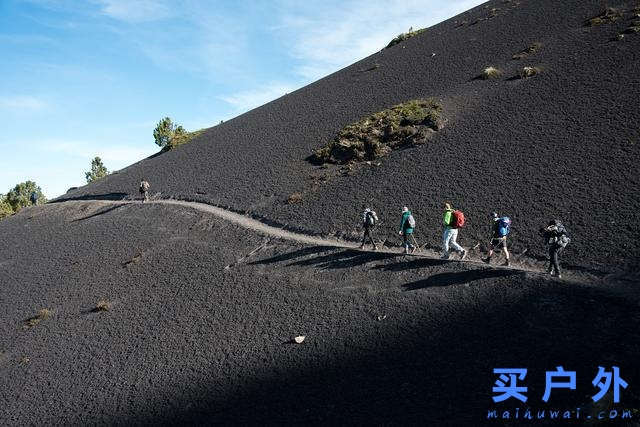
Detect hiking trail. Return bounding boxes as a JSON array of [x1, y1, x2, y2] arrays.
[[42, 198, 614, 285]]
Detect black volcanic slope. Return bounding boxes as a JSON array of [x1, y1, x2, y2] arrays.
[[1, 202, 639, 425], [3, 0, 640, 425], [59, 0, 640, 272]]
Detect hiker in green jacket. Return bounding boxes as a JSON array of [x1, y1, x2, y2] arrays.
[[398, 206, 416, 254], [441, 202, 467, 260]]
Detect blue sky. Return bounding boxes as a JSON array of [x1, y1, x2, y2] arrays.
[[0, 0, 484, 198]]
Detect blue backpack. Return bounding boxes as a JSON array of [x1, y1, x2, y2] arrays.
[[497, 217, 511, 237]]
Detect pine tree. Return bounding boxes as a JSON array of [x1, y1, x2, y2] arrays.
[[85, 157, 109, 183]]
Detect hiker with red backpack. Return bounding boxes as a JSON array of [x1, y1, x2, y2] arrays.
[[441, 202, 467, 260], [398, 206, 416, 254], [484, 212, 511, 266], [360, 207, 379, 251]]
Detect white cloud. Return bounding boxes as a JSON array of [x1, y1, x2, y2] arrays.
[[95, 0, 172, 22], [44, 140, 154, 164], [219, 82, 299, 113], [274, 0, 485, 81], [0, 96, 46, 111]]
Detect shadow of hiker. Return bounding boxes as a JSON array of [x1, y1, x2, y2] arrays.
[[249, 246, 337, 265], [251, 247, 399, 270], [290, 249, 398, 269], [373, 256, 449, 272], [403, 268, 524, 291], [52, 192, 129, 203], [71, 205, 125, 222]]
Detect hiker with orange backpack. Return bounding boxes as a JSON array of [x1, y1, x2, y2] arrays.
[[441, 202, 467, 260]]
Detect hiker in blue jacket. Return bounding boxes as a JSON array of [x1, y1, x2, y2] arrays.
[[398, 206, 416, 254], [484, 212, 511, 266]]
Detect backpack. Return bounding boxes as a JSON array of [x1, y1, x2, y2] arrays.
[[557, 225, 570, 248], [407, 213, 416, 228], [365, 211, 376, 227], [451, 210, 465, 228], [497, 216, 511, 237]]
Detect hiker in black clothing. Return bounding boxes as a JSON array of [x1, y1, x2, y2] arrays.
[[360, 208, 379, 250], [539, 219, 570, 278], [29, 191, 38, 206]]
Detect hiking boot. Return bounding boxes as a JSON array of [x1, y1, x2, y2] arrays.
[[483, 257, 491, 264], [359, 245, 365, 250], [440, 253, 449, 260], [409, 246, 416, 254], [459, 250, 467, 260], [404, 248, 409, 255], [503, 259, 510, 267]]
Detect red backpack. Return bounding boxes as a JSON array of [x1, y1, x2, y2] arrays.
[[451, 210, 465, 228]]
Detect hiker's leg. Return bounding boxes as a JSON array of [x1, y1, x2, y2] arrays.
[[442, 229, 451, 256], [367, 229, 375, 247], [549, 246, 560, 274], [554, 246, 563, 275], [361, 230, 368, 247], [450, 229, 463, 252], [502, 239, 510, 260], [403, 233, 409, 252]]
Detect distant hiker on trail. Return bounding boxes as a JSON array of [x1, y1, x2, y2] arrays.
[[441, 202, 467, 260], [360, 207, 379, 251], [29, 191, 38, 206], [539, 219, 570, 278], [484, 212, 511, 266], [139, 179, 150, 202], [398, 206, 416, 254]]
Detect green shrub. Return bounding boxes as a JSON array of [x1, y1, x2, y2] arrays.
[[85, 156, 108, 183], [153, 117, 203, 151], [386, 27, 427, 48], [520, 66, 542, 78], [0, 195, 13, 219], [512, 42, 543, 60], [4, 181, 46, 213], [287, 192, 303, 204], [310, 99, 442, 165], [623, 20, 640, 33], [585, 8, 621, 26], [481, 66, 502, 79]]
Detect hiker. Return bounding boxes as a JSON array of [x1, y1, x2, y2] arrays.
[[441, 202, 467, 260], [139, 179, 150, 202], [398, 206, 416, 254], [539, 219, 570, 278], [360, 207, 379, 250], [29, 191, 38, 206], [484, 212, 511, 266]]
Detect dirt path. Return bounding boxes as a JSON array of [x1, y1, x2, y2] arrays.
[[157, 199, 351, 248], [47, 198, 600, 283]]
